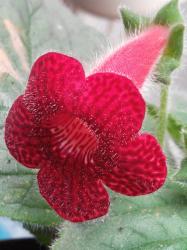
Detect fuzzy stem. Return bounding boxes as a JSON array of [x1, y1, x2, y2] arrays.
[[156, 84, 169, 146]]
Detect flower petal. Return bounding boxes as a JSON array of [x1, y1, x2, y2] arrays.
[[24, 52, 85, 120], [101, 134, 167, 196], [38, 160, 109, 222], [78, 73, 145, 144], [5, 96, 47, 168]]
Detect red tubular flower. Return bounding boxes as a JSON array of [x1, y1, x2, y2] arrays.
[[5, 26, 168, 223]]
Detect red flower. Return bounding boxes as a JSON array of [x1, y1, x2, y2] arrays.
[[5, 26, 168, 223]]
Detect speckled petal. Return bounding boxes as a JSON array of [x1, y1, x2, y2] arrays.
[[38, 160, 109, 222], [24, 52, 85, 120], [101, 134, 167, 196], [5, 96, 48, 168], [77, 73, 145, 144]]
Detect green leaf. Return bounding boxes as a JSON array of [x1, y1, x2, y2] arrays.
[[167, 115, 183, 146], [184, 128, 187, 150], [0, 0, 107, 225], [154, 0, 183, 26], [0, 74, 23, 107], [156, 24, 184, 85], [121, 0, 183, 34], [120, 8, 150, 33], [24, 223, 57, 246], [147, 104, 159, 119], [173, 158, 187, 184], [147, 103, 184, 146], [0, 0, 106, 71], [51, 184, 187, 250], [0, 146, 61, 226]]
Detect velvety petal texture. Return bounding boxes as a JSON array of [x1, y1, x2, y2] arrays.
[[5, 31, 167, 223], [5, 96, 47, 168], [24, 52, 85, 120], [101, 134, 167, 196], [78, 73, 145, 144], [38, 160, 109, 222]]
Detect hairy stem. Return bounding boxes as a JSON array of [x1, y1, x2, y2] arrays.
[[157, 84, 169, 146]]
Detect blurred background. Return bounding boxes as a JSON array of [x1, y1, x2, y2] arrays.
[[0, 0, 186, 246], [64, 0, 186, 42]]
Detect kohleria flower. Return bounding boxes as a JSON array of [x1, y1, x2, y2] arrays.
[[5, 26, 168, 222]]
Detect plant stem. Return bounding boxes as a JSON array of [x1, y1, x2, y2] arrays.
[[157, 84, 169, 146]]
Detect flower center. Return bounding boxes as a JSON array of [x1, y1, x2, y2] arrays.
[[48, 112, 98, 166]]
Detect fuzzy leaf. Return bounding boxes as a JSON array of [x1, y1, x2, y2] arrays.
[[51, 184, 187, 250], [24, 223, 57, 246], [0, 151, 60, 226], [154, 0, 183, 26], [120, 8, 150, 33], [0, 0, 107, 225], [156, 24, 184, 85]]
